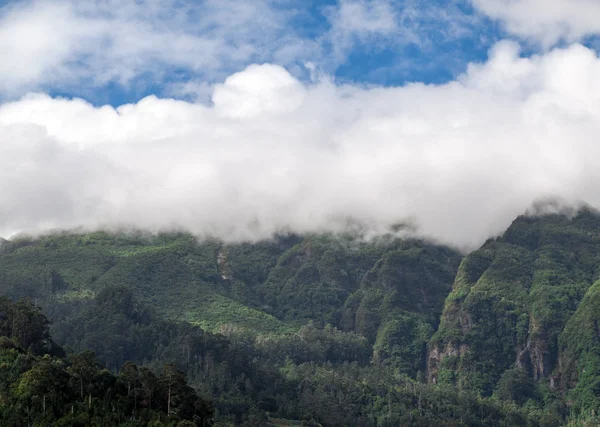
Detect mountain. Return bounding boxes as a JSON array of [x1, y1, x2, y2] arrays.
[[3, 209, 600, 425], [0, 231, 461, 377], [429, 208, 600, 419], [0, 295, 213, 426]]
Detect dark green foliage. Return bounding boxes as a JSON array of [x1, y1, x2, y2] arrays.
[[0, 296, 62, 357], [0, 297, 213, 426], [255, 322, 371, 365], [4, 210, 600, 425], [0, 230, 461, 377], [557, 280, 600, 419], [0, 231, 290, 334], [431, 210, 600, 398], [0, 289, 556, 426], [494, 368, 533, 404]]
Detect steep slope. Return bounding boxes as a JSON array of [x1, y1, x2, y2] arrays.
[[0, 287, 557, 427], [256, 235, 461, 374], [0, 230, 461, 375], [0, 231, 294, 333], [8, 212, 600, 424], [558, 279, 600, 418], [429, 208, 600, 396]]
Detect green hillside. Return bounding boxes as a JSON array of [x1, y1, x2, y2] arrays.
[[0, 231, 461, 376], [430, 208, 600, 422], [5, 210, 600, 424], [0, 231, 292, 334]]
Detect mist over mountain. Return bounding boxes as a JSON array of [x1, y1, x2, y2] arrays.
[[6, 0, 600, 425], [2, 208, 600, 425], [4, 42, 600, 250]]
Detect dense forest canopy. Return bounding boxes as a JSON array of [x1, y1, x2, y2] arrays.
[[0, 296, 212, 426], [2, 209, 600, 425]]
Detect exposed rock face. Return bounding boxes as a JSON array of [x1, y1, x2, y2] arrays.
[[527, 331, 551, 380], [515, 333, 552, 381], [428, 210, 600, 394], [217, 250, 230, 280], [427, 342, 469, 384]]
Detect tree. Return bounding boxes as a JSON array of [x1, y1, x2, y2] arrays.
[[159, 364, 208, 420], [12, 299, 51, 354], [494, 368, 533, 405], [68, 350, 100, 405], [16, 356, 71, 422]]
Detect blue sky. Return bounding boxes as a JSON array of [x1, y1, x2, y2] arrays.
[[117, 0, 501, 106], [0, 0, 510, 106], [1, 0, 599, 106]]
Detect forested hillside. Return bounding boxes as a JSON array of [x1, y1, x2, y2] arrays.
[[0, 296, 212, 426], [430, 208, 600, 424], [2, 209, 600, 425]]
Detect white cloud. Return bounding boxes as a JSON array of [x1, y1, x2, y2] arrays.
[[212, 64, 306, 118], [472, 0, 600, 46], [0, 0, 482, 97], [0, 0, 298, 95], [321, 0, 400, 66], [3, 44, 600, 249], [328, 0, 398, 36]]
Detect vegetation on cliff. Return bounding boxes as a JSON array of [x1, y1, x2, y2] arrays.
[[3, 208, 600, 424]]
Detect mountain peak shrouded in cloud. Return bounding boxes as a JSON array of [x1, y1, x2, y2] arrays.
[[3, 0, 600, 249], [4, 41, 600, 249]]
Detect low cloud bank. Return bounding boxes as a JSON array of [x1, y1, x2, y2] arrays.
[[2, 43, 600, 249]]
